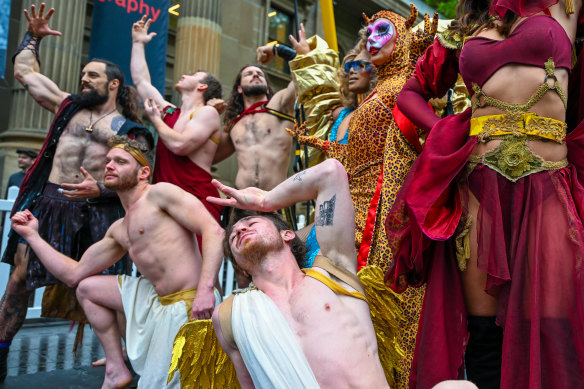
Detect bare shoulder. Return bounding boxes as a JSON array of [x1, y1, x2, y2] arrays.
[[147, 182, 182, 200], [106, 218, 127, 242]]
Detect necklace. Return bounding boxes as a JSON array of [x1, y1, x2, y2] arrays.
[[85, 108, 117, 132]]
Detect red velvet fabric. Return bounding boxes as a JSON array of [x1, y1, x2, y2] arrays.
[[388, 14, 584, 388], [490, 0, 558, 18], [396, 39, 459, 133], [154, 107, 222, 248], [460, 15, 572, 93]]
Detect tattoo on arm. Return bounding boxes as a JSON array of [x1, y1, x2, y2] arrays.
[[315, 194, 336, 226], [293, 170, 307, 182], [111, 116, 127, 133]]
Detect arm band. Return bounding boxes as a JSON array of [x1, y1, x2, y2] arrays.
[[272, 43, 297, 61], [12, 31, 42, 65]]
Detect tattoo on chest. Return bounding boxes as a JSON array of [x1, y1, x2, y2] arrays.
[[293, 170, 307, 182], [315, 194, 336, 227]]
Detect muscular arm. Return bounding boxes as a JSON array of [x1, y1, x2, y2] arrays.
[[267, 80, 296, 116], [130, 16, 169, 108], [150, 183, 225, 318], [145, 101, 219, 157], [13, 5, 68, 113], [11, 211, 126, 288], [211, 307, 255, 389], [209, 159, 356, 272], [212, 131, 236, 164]]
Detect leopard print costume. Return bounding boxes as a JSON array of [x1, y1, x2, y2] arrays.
[[287, 8, 437, 388]]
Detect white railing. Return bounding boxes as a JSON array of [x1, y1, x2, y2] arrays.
[[0, 186, 236, 320]]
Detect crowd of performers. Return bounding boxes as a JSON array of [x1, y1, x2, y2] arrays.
[[0, 0, 583, 388]]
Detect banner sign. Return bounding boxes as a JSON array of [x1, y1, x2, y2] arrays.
[[0, 0, 12, 78], [89, 0, 170, 93]]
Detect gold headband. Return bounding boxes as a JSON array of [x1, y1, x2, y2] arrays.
[[111, 144, 152, 177]]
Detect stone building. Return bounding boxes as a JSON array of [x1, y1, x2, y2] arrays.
[[0, 0, 436, 193]]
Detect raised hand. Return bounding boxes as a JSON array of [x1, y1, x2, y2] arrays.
[[289, 23, 310, 55], [60, 167, 100, 199], [11, 209, 39, 239], [24, 3, 62, 38], [132, 15, 157, 44], [256, 44, 275, 65], [143, 98, 162, 123], [207, 180, 272, 212]]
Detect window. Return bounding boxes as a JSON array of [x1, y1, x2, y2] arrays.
[[267, 7, 293, 74]]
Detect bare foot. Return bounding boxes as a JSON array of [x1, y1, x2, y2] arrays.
[[101, 366, 133, 389], [93, 347, 128, 367]]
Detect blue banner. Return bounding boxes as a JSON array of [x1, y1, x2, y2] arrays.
[[0, 0, 12, 78], [89, 0, 169, 93]]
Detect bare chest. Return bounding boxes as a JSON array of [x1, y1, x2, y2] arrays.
[[61, 111, 126, 145], [230, 114, 291, 148]]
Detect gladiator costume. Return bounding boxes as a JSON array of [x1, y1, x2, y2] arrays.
[[2, 96, 144, 321], [118, 275, 222, 389], [156, 106, 223, 229], [169, 255, 403, 388], [387, 2, 584, 388]]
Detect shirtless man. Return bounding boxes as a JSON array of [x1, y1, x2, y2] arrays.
[[208, 159, 389, 388], [219, 63, 295, 190], [0, 4, 149, 380], [130, 15, 223, 224], [11, 136, 224, 389]]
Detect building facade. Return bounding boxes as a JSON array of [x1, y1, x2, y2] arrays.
[[0, 0, 435, 192]]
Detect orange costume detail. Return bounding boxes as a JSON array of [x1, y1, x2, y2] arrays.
[[288, 8, 437, 388]]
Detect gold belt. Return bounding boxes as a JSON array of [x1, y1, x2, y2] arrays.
[[469, 113, 566, 144]]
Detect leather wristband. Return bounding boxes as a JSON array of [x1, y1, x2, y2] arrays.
[[12, 31, 42, 65]]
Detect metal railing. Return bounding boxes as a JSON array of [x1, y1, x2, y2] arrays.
[[0, 186, 236, 320]]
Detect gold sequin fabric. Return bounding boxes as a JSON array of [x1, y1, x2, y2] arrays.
[[168, 320, 241, 389]]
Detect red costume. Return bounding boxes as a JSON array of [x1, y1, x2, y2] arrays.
[[388, 2, 584, 388], [154, 106, 222, 229]]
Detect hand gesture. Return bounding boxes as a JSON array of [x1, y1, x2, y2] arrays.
[[207, 180, 271, 211], [256, 45, 275, 65], [60, 167, 100, 199], [191, 288, 216, 320], [289, 24, 310, 55], [207, 98, 227, 115], [132, 15, 157, 44], [143, 98, 162, 123], [24, 3, 62, 38], [11, 209, 39, 240]]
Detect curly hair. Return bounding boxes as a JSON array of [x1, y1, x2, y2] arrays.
[[90, 58, 142, 124], [223, 65, 274, 131], [448, 0, 519, 38], [338, 29, 377, 109], [223, 209, 308, 274]]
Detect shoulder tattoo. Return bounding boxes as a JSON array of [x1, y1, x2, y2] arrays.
[[315, 194, 336, 227], [111, 116, 127, 132]]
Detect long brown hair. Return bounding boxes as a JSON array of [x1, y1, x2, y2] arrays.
[[90, 58, 142, 124], [448, 0, 519, 38], [223, 65, 274, 131]]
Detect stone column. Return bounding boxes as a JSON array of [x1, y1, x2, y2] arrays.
[[0, 0, 86, 191], [174, 0, 222, 87]]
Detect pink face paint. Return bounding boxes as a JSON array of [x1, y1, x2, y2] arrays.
[[366, 19, 395, 55]]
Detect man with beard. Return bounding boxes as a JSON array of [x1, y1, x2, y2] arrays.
[[206, 159, 390, 388], [11, 135, 225, 389], [130, 15, 223, 227], [0, 4, 150, 381], [218, 64, 295, 191]]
